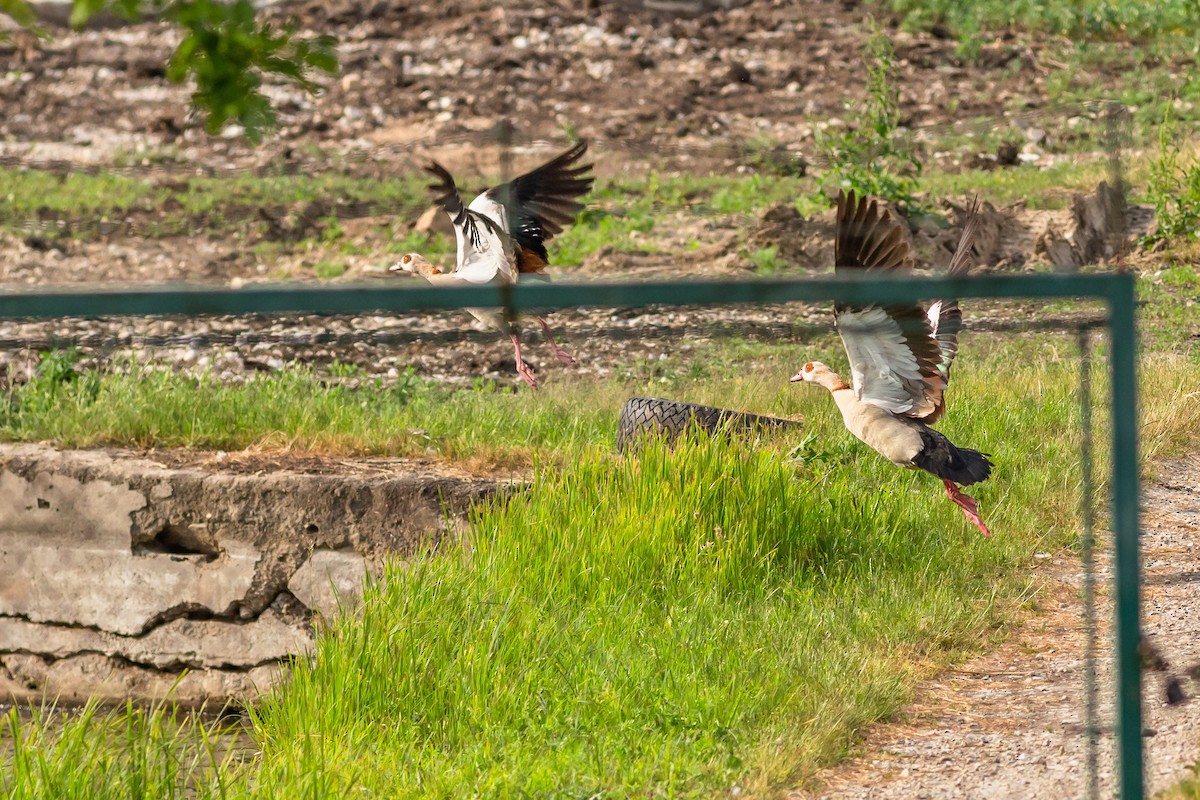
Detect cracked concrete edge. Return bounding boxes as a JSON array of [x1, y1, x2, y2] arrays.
[[0, 608, 313, 671], [0, 443, 510, 703], [0, 652, 286, 708], [0, 442, 504, 630]]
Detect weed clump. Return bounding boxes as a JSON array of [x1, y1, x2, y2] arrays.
[[1144, 107, 1200, 245], [816, 23, 923, 211]]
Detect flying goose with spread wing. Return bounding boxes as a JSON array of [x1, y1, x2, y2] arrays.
[[391, 141, 593, 388], [790, 190, 993, 536]]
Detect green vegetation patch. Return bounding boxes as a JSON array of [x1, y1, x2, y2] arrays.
[[3, 335, 1199, 796], [884, 0, 1200, 41], [251, 429, 1041, 796], [1, 702, 249, 800], [0, 168, 433, 243]]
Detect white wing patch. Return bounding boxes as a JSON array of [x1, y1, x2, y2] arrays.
[[449, 193, 517, 284], [837, 307, 943, 414], [926, 301, 942, 333]]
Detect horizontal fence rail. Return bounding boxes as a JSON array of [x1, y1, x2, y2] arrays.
[[0, 273, 1135, 319]]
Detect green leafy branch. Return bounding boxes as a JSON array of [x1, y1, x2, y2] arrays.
[[816, 22, 923, 211], [2, 0, 338, 143]]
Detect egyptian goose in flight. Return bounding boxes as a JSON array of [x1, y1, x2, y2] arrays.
[[791, 190, 994, 536], [391, 141, 593, 388]]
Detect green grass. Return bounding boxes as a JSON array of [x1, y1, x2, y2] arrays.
[[0, 165, 818, 272], [1162, 763, 1200, 799], [879, 0, 1200, 143], [4, 153, 1173, 285], [2, 338, 1190, 796], [0, 702, 248, 800], [3, 332, 1199, 796], [312, 260, 348, 279], [250, 435, 1036, 796], [883, 0, 1200, 41], [1139, 261, 1200, 357], [3, 314, 1197, 465], [551, 173, 810, 267], [0, 168, 433, 242], [246, 334, 1156, 796], [922, 157, 1115, 208], [0, 359, 617, 466]]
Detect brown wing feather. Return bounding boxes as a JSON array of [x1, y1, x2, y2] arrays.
[[835, 189, 915, 272], [833, 190, 944, 419], [488, 141, 593, 270], [915, 196, 982, 424], [947, 195, 981, 278]]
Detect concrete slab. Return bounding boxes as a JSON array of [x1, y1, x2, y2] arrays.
[[0, 443, 508, 705], [287, 548, 375, 621], [0, 609, 311, 670]]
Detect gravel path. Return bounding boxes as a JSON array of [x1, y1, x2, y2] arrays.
[[799, 455, 1200, 799]]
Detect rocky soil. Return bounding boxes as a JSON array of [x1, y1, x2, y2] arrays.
[[2, 0, 1155, 172], [0, 0, 1158, 377]]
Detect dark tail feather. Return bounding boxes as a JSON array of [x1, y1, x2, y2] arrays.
[[912, 427, 993, 486]]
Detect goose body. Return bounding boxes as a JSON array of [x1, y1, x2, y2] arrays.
[[791, 190, 993, 536], [828, 381, 922, 466], [391, 141, 593, 388]]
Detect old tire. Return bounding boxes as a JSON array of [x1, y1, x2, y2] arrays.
[[615, 396, 801, 453]]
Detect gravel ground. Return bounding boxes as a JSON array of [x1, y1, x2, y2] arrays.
[[0, 302, 833, 390], [799, 455, 1200, 799], [2, 0, 1138, 173], [0, 294, 1106, 393]]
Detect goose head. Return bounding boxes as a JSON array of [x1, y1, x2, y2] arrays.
[[789, 361, 848, 391], [389, 253, 443, 279]]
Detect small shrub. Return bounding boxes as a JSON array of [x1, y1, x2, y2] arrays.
[[816, 22, 923, 210], [313, 260, 347, 279], [2, 349, 99, 421], [1144, 107, 1200, 245], [747, 244, 785, 273]]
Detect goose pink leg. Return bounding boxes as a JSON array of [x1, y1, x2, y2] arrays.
[[536, 317, 578, 366], [944, 480, 992, 537], [510, 332, 538, 389]]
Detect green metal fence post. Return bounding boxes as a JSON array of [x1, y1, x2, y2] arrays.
[[0, 272, 1145, 796], [1109, 272, 1143, 800]]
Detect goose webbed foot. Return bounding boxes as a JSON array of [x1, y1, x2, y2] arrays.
[[943, 479, 992, 537], [536, 317, 578, 366], [550, 343, 578, 366], [510, 332, 539, 389]]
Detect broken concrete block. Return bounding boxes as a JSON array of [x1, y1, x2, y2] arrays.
[[0, 443, 506, 704], [0, 470, 260, 635], [288, 549, 375, 620], [0, 609, 312, 670]]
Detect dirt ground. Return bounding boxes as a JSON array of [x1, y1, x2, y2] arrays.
[[799, 456, 1200, 799], [1, 0, 1156, 171]]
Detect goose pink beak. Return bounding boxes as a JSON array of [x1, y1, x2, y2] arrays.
[[789, 372, 805, 383]]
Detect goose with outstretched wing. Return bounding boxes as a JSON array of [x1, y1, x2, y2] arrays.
[[391, 141, 593, 388], [790, 190, 993, 536]]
